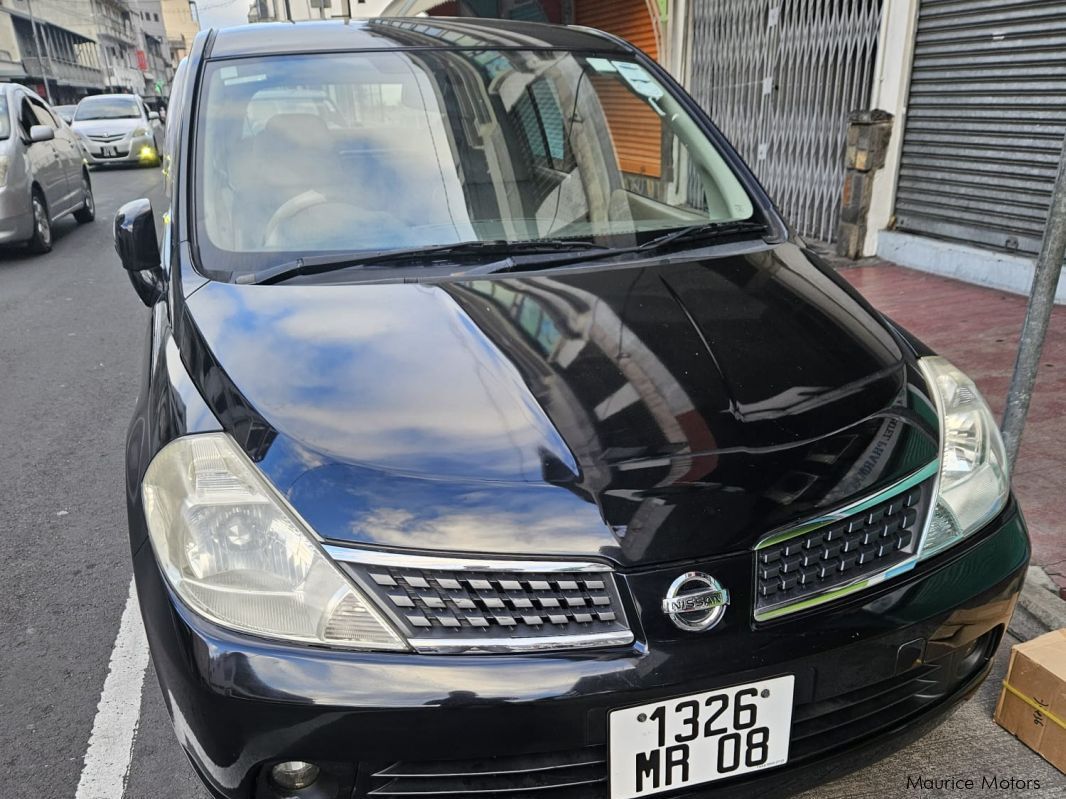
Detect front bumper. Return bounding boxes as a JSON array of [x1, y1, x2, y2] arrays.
[[0, 184, 33, 244], [133, 501, 1029, 799], [80, 135, 158, 165]]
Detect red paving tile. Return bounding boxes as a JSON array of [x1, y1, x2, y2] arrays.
[[840, 262, 1066, 594]]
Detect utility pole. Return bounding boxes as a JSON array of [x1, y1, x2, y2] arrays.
[[1001, 134, 1066, 469], [25, 0, 55, 104]]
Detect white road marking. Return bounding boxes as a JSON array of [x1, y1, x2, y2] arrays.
[[75, 578, 150, 799]]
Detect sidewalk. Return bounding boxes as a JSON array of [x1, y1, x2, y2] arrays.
[[839, 261, 1066, 596]]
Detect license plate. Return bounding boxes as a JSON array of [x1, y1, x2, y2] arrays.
[[101, 146, 116, 157], [609, 675, 794, 799]]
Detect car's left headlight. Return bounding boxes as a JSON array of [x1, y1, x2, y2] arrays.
[[141, 433, 406, 650], [918, 356, 1010, 560], [131, 127, 151, 139]]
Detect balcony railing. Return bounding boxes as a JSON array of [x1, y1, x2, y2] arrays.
[[22, 56, 103, 88]]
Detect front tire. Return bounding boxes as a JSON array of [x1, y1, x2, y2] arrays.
[[27, 189, 52, 254], [73, 174, 95, 224]]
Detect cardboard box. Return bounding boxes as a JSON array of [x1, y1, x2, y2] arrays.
[[994, 629, 1066, 774]]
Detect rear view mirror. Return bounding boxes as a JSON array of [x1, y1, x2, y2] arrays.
[[114, 198, 164, 305], [29, 125, 54, 143], [148, 111, 160, 121]]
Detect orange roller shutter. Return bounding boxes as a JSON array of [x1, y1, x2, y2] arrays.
[[575, 0, 662, 178]]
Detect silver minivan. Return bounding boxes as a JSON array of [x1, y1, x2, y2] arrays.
[[0, 84, 94, 253]]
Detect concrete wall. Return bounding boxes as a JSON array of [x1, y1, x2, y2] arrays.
[[877, 231, 1066, 304]]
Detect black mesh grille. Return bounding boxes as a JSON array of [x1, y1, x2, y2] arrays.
[[754, 479, 934, 618], [340, 562, 631, 651]]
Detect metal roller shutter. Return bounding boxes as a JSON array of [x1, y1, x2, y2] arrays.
[[575, 0, 662, 177], [895, 0, 1066, 254]]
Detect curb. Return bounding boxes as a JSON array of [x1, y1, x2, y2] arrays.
[[1009, 566, 1066, 641]]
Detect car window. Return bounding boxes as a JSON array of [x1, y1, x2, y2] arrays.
[[195, 50, 756, 277], [75, 96, 142, 121], [0, 96, 10, 140], [18, 97, 38, 137], [29, 99, 58, 128]]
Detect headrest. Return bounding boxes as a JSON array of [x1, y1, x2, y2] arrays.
[[262, 112, 332, 151]]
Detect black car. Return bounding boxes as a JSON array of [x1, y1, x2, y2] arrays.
[[117, 17, 1028, 799]]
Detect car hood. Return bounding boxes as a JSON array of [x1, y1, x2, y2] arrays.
[[183, 242, 939, 567], [71, 118, 141, 136]]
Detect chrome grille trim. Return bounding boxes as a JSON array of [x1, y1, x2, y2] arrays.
[[753, 461, 938, 622], [407, 630, 633, 654], [323, 546, 612, 573]]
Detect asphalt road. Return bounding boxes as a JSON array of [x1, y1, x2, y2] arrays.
[[0, 167, 1063, 799]]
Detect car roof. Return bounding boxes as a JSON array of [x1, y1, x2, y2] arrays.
[[207, 16, 631, 59]]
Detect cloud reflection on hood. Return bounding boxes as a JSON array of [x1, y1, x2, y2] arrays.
[[189, 281, 577, 484]]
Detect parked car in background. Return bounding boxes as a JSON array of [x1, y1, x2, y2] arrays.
[[142, 94, 168, 123], [72, 93, 162, 167], [116, 19, 1028, 799], [54, 104, 76, 125], [0, 84, 93, 253]]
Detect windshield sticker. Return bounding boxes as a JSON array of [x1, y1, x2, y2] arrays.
[[219, 66, 267, 86], [586, 57, 618, 73], [614, 62, 663, 100]]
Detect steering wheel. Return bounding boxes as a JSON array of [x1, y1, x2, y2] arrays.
[[262, 190, 369, 248]]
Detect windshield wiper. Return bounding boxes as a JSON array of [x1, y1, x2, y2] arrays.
[[235, 239, 612, 285], [460, 219, 769, 277], [635, 219, 768, 252]]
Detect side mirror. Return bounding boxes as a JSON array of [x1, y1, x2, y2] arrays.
[[148, 111, 160, 121], [114, 199, 164, 305], [29, 124, 54, 143]]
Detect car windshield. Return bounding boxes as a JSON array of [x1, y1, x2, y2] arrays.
[[76, 96, 141, 120], [195, 46, 756, 277], [0, 97, 9, 140]]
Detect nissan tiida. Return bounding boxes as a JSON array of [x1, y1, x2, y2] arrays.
[[115, 18, 1028, 799]]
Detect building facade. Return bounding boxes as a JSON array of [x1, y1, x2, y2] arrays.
[[133, 0, 175, 97], [249, 0, 390, 23], [0, 0, 186, 104], [871, 0, 1066, 302], [0, 0, 107, 103], [159, 0, 196, 63], [93, 0, 143, 92]]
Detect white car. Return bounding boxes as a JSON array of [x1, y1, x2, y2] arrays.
[[71, 94, 162, 167]]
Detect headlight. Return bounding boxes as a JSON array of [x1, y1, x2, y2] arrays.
[[131, 127, 150, 138], [0, 155, 9, 185], [918, 356, 1010, 560], [142, 434, 406, 650]]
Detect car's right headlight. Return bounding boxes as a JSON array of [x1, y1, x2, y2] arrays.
[[142, 433, 406, 650], [0, 155, 9, 185], [917, 356, 1011, 560]]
